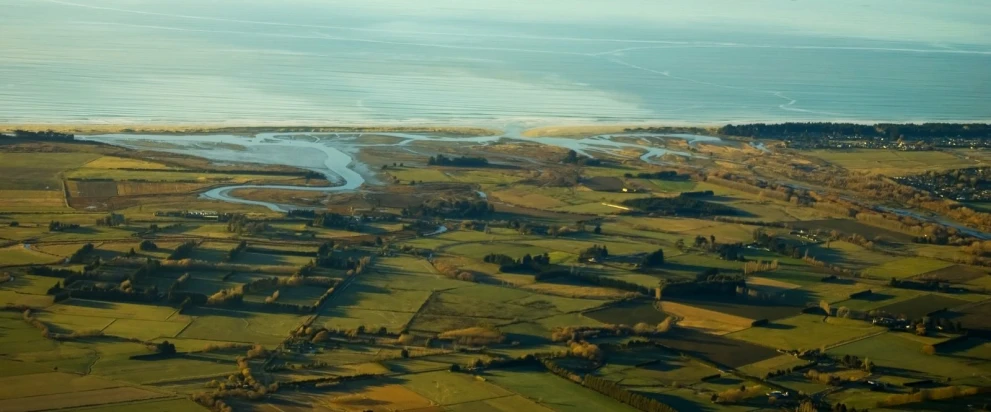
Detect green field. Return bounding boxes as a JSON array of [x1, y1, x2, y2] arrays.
[[726, 314, 886, 351], [863, 257, 954, 279], [0, 246, 59, 266], [485, 367, 639, 412], [0, 152, 101, 190], [828, 333, 991, 385], [4, 131, 989, 411], [177, 307, 306, 344], [403, 370, 512, 405]]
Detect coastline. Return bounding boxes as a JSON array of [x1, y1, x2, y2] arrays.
[[3, 120, 986, 138], [0, 124, 503, 137]]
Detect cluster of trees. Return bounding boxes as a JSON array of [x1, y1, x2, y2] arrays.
[[877, 386, 988, 408], [638, 248, 665, 268], [568, 340, 603, 361], [658, 269, 746, 298], [888, 277, 955, 293], [742, 259, 779, 275], [154, 340, 177, 355], [402, 199, 493, 218], [579, 245, 609, 261], [138, 240, 157, 251], [166, 273, 191, 300], [168, 241, 197, 260], [751, 228, 811, 259], [427, 154, 489, 167], [68, 243, 95, 264], [95, 213, 125, 227], [623, 171, 689, 180], [195, 356, 279, 411], [286, 211, 361, 231], [551, 319, 675, 343], [719, 122, 991, 140], [427, 260, 472, 282], [582, 375, 677, 412], [4, 130, 75, 141], [563, 149, 602, 166], [621, 196, 737, 216], [207, 286, 244, 306], [226, 241, 247, 262], [48, 221, 79, 232], [315, 253, 370, 273], [226, 214, 270, 235], [713, 385, 765, 404], [484, 252, 551, 273]]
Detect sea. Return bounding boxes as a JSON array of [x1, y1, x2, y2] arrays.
[[1, 0, 989, 126]]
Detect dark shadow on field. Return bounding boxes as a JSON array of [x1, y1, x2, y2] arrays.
[[850, 292, 896, 303], [699, 194, 738, 203], [773, 373, 825, 390], [585, 301, 669, 324], [874, 366, 930, 381], [877, 294, 970, 319], [757, 323, 797, 330], [657, 262, 715, 274], [503, 332, 549, 347], [803, 244, 849, 265], [669, 296, 803, 321], [639, 390, 719, 412], [651, 328, 778, 368], [895, 393, 991, 411], [706, 376, 744, 386], [60, 299, 116, 309], [181, 306, 256, 319], [939, 337, 988, 358], [321, 283, 390, 309], [822, 277, 857, 285]]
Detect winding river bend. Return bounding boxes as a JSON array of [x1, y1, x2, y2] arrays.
[[79, 130, 723, 212]]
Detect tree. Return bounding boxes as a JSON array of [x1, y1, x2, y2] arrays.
[[863, 357, 873, 374], [593, 225, 601, 234], [675, 239, 685, 251], [155, 340, 177, 355], [400, 349, 410, 358], [640, 248, 665, 268], [693, 235, 708, 248], [820, 300, 832, 316]]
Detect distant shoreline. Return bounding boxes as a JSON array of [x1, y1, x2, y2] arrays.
[[1, 121, 987, 138], [0, 123, 719, 138]]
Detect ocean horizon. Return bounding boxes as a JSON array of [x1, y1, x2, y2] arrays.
[[2, 0, 989, 126]]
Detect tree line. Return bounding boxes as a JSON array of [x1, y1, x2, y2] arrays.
[[427, 154, 489, 167], [2, 130, 75, 141], [623, 171, 690, 180], [719, 122, 991, 140], [621, 196, 737, 216], [401, 199, 493, 218]]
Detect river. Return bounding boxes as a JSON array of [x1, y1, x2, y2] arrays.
[[79, 130, 722, 211]]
